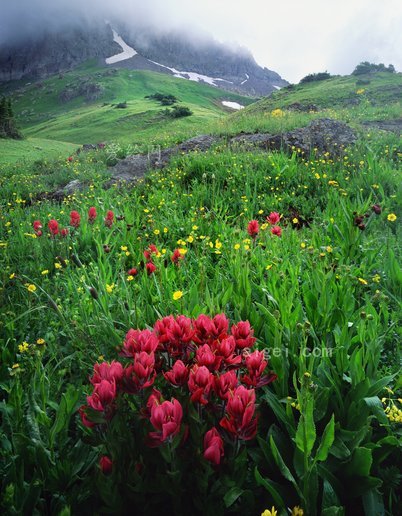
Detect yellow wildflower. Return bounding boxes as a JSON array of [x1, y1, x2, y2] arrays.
[[261, 508, 277, 516], [234, 243, 241, 250], [26, 284, 37, 293], [387, 213, 397, 222], [36, 338, 45, 345], [358, 278, 368, 285], [41, 270, 49, 275], [173, 290, 183, 300], [291, 507, 304, 516], [106, 283, 115, 293], [9, 273, 15, 279], [18, 342, 29, 353], [55, 263, 62, 270]]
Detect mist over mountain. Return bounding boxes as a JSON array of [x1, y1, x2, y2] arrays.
[[0, 15, 287, 96]]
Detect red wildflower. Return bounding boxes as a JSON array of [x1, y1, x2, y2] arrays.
[[267, 212, 280, 225], [88, 207, 97, 224], [247, 220, 260, 239], [372, 204, 381, 215], [33, 220, 43, 237], [188, 365, 213, 405], [203, 427, 224, 465], [148, 398, 183, 446], [70, 210, 80, 228], [163, 360, 189, 387], [220, 385, 258, 440], [127, 268, 138, 276], [241, 350, 277, 388], [164, 315, 194, 358], [230, 321, 256, 350], [271, 225, 282, 237], [193, 313, 228, 345], [171, 248, 184, 265], [86, 379, 117, 420], [144, 244, 159, 262], [195, 344, 218, 371], [122, 352, 156, 393], [212, 336, 242, 369], [60, 228, 69, 238], [121, 329, 159, 358], [48, 219, 59, 236], [105, 210, 114, 228], [214, 370, 238, 400], [146, 262, 157, 275], [67, 156, 73, 162], [90, 361, 124, 386], [79, 405, 96, 428], [99, 455, 113, 475]]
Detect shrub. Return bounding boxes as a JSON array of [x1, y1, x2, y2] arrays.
[[352, 62, 396, 75], [299, 72, 331, 84], [167, 105, 193, 118]]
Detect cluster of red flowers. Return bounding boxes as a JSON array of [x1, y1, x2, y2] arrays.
[[32, 208, 116, 238], [80, 314, 277, 467], [129, 245, 185, 278], [247, 211, 282, 239]]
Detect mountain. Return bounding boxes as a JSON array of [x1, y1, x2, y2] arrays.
[[0, 21, 287, 96]]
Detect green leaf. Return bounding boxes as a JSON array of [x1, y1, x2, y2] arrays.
[[223, 486, 244, 508], [316, 415, 335, 462], [270, 435, 297, 485], [362, 489, 385, 516], [254, 467, 285, 509], [363, 397, 389, 425], [295, 397, 316, 457], [347, 447, 372, 477]]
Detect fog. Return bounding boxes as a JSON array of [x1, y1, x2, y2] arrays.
[[0, 0, 401, 82]]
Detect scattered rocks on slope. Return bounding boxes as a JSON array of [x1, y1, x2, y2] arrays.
[[230, 118, 356, 156], [287, 102, 319, 112], [361, 119, 402, 135]]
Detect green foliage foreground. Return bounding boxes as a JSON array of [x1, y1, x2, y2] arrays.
[[0, 114, 401, 514]]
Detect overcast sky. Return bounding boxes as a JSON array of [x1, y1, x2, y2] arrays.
[[1, 0, 401, 82]]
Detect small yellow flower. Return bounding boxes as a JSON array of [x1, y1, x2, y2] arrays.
[[215, 240, 222, 249], [98, 355, 104, 361], [234, 243, 241, 250], [178, 248, 187, 255], [244, 244, 250, 251], [387, 213, 397, 222], [12, 363, 20, 369], [192, 225, 199, 230], [55, 263, 62, 270], [120, 245, 128, 251], [261, 507, 277, 516], [292, 217, 299, 224], [9, 273, 15, 279], [154, 229, 160, 235], [300, 242, 306, 249], [291, 506, 304, 516], [36, 338, 45, 345], [372, 274, 381, 283], [26, 284, 37, 293], [358, 278, 368, 285], [163, 227, 168, 233], [326, 246, 333, 253], [187, 235, 194, 243], [127, 275, 134, 281], [18, 342, 30, 353], [266, 264, 273, 270], [173, 290, 183, 301], [41, 270, 49, 275], [106, 283, 115, 293]]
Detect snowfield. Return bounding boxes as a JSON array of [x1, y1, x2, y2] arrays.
[[240, 73, 249, 85], [105, 30, 137, 64], [222, 101, 244, 110]]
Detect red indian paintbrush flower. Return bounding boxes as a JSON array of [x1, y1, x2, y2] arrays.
[[86, 379, 117, 420], [88, 207, 97, 224], [122, 352, 156, 393], [188, 365, 213, 405], [70, 210, 80, 228], [214, 370, 238, 400], [146, 262, 157, 275], [60, 228, 69, 238], [148, 398, 183, 446], [99, 455, 113, 475], [247, 220, 260, 239], [91, 361, 124, 386], [271, 225, 282, 237], [195, 344, 218, 371], [127, 268, 138, 276], [267, 212, 280, 225], [203, 427, 224, 465], [48, 219, 59, 236], [105, 210, 114, 228], [220, 385, 258, 440], [171, 248, 184, 265], [33, 220, 43, 236], [241, 350, 277, 388], [163, 360, 189, 387], [212, 336, 242, 369], [121, 329, 159, 357], [230, 321, 256, 350]]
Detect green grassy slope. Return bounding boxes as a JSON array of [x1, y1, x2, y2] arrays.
[[0, 61, 253, 164], [212, 72, 402, 136]]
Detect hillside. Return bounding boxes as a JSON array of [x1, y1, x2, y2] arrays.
[[0, 63, 254, 164]]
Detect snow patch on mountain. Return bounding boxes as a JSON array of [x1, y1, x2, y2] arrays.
[[273, 85, 282, 90], [105, 30, 137, 64], [222, 101, 244, 110], [240, 73, 249, 85], [148, 59, 232, 87]]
